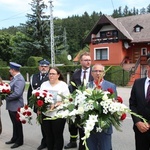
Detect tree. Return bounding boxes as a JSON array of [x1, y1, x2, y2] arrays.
[[140, 7, 146, 14], [147, 4, 150, 13], [10, 31, 31, 64], [0, 32, 12, 63], [12, 0, 50, 65]]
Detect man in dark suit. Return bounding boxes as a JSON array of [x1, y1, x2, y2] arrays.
[[64, 52, 93, 150], [86, 64, 117, 150], [129, 58, 150, 150], [5, 62, 25, 149], [27, 59, 50, 150]]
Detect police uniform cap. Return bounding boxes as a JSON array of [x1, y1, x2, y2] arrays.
[[10, 62, 21, 71], [38, 59, 50, 66]]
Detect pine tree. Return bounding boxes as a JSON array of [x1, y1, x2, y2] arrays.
[[12, 0, 50, 65]]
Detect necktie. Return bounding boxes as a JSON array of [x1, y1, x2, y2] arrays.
[[83, 70, 86, 81], [40, 74, 45, 81], [146, 80, 150, 102]]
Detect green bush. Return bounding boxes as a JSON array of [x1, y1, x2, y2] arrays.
[[27, 56, 43, 67], [0, 65, 130, 86], [0, 59, 7, 67]]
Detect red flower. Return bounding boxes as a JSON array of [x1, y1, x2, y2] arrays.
[[2, 89, 6, 93], [5, 84, 9, 87], [23, 112, 27, 115], [35, 92, 40, 97], [120, 113, 126, 120], [26, 111, 32, 116], [21, 120, 26, 124], [6, 89, 11, 93], [49, 94, 52, 97], [43, 92, 47, 97], [43, 90, 48, 92], [17, 107, 21, 112], [107, 88, 114, 94], [117, 96, 123, 103], [37, 100, 44, 107], [16, 113, 20, 121], [24, 105, 29, 110]]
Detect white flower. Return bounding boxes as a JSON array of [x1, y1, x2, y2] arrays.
[[77, 106, 84, 114], [96, 126, 102, 132]]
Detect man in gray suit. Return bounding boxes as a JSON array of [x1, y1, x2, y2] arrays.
[[5, 62, 25, 149], [87, 64, 117, 150]]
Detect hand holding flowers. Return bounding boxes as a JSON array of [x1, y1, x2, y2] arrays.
[[0, 82, 11, 100], [17, 105, 32, 124], [28, 89, 54, 123]]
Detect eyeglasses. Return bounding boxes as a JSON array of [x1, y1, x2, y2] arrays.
[[82, 60, 91, 62], [41, 66, 48, 67], [92, 70, 104, 73], [49, 73, 57, 76]]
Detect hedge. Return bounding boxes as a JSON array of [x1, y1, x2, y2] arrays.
[[0, 65, 130, 86]]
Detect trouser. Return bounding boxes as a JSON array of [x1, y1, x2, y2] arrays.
[[40, 122, 47, 147], [43, 118, 66, 150], [68, 122, 78, 141], [86, 131, 112, 150], [68, 122, 85, 150], [8, 110, 23, 145], [134, 126, 150, 150]]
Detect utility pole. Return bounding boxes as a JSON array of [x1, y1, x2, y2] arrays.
[[49, 0, 55, 67]]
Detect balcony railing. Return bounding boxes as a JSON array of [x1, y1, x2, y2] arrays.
[[92, 37, 118, 44]]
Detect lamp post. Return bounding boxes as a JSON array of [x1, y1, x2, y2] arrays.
[[49, 0, 55, 67]]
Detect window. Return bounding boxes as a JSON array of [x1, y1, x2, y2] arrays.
[[134, 24, 143, 32], [94, 47, 109, 60], [141, 48, 147, 55]]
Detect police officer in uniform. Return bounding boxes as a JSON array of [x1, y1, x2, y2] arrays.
[[27, 59, 50, 150]]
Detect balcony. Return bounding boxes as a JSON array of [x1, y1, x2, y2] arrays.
[[92, 37, 118, 44]]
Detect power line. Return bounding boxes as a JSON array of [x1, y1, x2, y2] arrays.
[[0, 9, 30, 22], [111, 0, 115, 10]]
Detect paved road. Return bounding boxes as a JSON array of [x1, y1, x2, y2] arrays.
[[0, 87, 135, 150]]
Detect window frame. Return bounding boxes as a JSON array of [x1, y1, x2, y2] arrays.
[[94, 47, 109, 60]]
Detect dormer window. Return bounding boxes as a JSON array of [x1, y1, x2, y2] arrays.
[[134, 24, 143, 32], [135, 27, 140, 32]]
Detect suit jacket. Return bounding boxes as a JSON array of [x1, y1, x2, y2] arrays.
[[69, 68, 93, 93], [89, 79, 117, 134], [27, 72, 49, 100], [6, 73, 25, 112], [129, 77, 150, 124]]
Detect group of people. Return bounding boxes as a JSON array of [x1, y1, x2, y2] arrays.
[[1, 51, 150, 150]]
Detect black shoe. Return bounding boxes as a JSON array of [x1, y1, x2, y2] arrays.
[[11, 143, 23, 149], [64, 141, 77, 149], [37, 145, 47, 150], [5, 140, 15, 144]]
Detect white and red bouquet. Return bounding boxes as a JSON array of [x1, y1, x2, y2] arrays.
[[17, 105, 32, 124], [29, 89, 54, 123], [0, 82, 11, 100]]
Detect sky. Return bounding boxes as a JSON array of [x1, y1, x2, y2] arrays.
[[0, 0, 150, 29]]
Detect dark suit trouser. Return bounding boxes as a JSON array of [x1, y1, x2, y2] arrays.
[[8, 110, 23, 145], [134, 126, 150, 150], [42, 118, 66, 150]]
